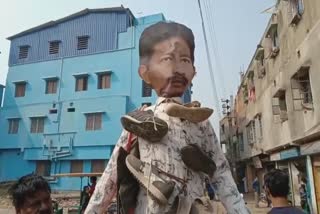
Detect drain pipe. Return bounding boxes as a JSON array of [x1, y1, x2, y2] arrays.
[[56, 58, 64, 143]]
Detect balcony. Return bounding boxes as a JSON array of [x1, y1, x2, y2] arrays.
[[42, 132, 76, 160]]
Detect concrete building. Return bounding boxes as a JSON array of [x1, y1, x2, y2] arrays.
[[220, 0, 320, 212], [0, 7, 191, 190]]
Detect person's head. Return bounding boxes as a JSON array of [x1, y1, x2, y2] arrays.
[[90, 176, 97, 184], [8, 173, 53, 214], [264, 169, 289, 199], [138, 21, 196, 98]]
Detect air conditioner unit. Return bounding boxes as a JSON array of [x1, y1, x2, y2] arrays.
[[272, 13, 278, 22], [271, 47, 280, 58], [258, 67, 266, 79], [301, 102, 314, 111], [290, 13, 301, 26]]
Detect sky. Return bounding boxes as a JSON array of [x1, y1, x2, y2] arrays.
[[0, 0, 273, 131]]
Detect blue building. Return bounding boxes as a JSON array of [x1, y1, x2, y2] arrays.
[[0, 7, 191, 190]]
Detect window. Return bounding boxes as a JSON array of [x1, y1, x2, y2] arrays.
[[19, 46, 29, 59], [77, 36, 89, 50], [49, 41, 60, 54], [14, 82, 26, 97], [271, 27, 279, 58], [75, 75, 88, 91], [67, 107, 75, 112], [97, 73, 111, 89], [49, 109, 57, 114], [271, 28, 279, 49], [45, 79, 58, 94], [246, 120, 256, 145], [242, 84, 249, 104], [239, 133, 244, 152], [291, 66, 313, 110], [266, 23, 280, 58], [221, 124, 225, 134], [288, 0, 304, 25], [272, 90, 288, 121], [248, 71, 256, 102], [248, 71, 254, 86], [85, 113, 103, 131], [30, 117, 45, 133], [255, 47, 266, 79], [91, 160, 106, 173], [279, 92, 288, 112], [142, 80, 152, 97], [254, 114, 263, 141], [8, 118, 19, 134], [70, 160, 83, 173], [36, 161, 51, 176]]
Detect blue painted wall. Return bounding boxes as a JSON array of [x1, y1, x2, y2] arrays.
[[0, 149, 35, 182], [0, 11, 191, 190], [280, 147, 300, 160]]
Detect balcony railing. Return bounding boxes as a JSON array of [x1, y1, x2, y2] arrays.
[[42, 132, 76, 160]]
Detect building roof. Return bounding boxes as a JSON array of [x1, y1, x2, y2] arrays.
[[7, 7, 135, 40]]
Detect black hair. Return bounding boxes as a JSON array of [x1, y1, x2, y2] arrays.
[[90, 176, 97, 183], [301, 176, 307, 183], [264, 169, 289, 197], [139, 21, 195, 64], [8, 173, 51, 209]]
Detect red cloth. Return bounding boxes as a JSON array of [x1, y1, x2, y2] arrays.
[[123, 132, 136, 214], [249, 88, 256, 102], [126, 132, 134, 152], [128, 208, 135, 214], [89, 183, 96, 196]]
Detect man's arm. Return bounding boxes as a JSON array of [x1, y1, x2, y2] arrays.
[[85, 130, 129, 214], [204, 121, 250, 214]]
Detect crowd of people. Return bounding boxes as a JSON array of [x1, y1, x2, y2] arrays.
[[7, 169, 308, 213]]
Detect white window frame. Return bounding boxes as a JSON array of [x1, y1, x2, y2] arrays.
[[291, 66, 313, 111]]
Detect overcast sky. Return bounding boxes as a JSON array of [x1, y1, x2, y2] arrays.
[[0, 0, 273, 131]]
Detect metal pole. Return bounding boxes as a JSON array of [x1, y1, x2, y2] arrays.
[[80, 176, 83, 193], [197, 0, 222, 118], [307, 155, 318, 214]]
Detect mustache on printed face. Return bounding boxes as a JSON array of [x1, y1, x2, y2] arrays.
[[169, 73, 188, 86]]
